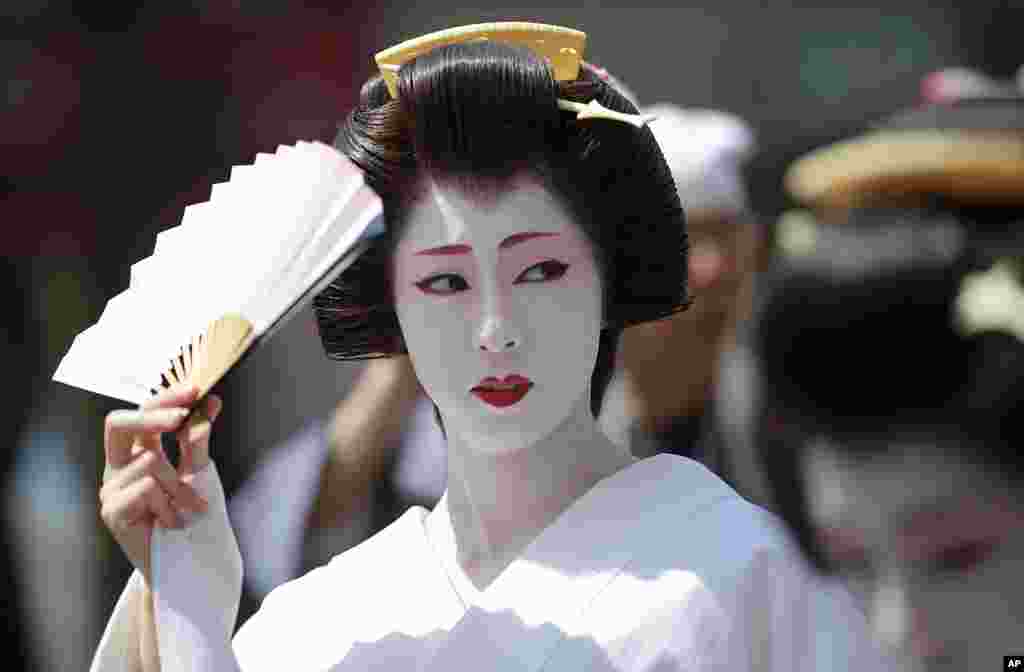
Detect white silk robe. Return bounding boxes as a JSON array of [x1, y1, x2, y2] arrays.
[[90, 455, 894, 671]]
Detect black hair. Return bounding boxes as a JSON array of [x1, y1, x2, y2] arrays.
[[754, 206, 1024, 572], [314, 41, 689, 420]]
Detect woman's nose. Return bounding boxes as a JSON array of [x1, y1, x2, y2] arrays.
[[476, 290, 522, 353], [476, 314, 521, 352], [868, 578, 944, 661]]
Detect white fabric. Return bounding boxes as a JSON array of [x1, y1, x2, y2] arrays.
[[88, 461, 241, 672], [91, 455, 894, 671], [153, 463, 243, 670]]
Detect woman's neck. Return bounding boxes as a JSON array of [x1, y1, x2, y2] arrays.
[[443, 389, 635, 590]]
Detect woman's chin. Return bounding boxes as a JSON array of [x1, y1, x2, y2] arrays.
[[462, 426, 544, 455], [441, 391, 584, 457], [449, 420, 555, 458]]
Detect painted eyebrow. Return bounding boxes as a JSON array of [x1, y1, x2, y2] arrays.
[[413, 232, 560, 256], [500, 231, 560, 249]]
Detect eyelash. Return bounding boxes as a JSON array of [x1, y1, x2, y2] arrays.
[[926, 540, 999, 577], [829, 540, 1000, 586], [414, 260, 570, 295]]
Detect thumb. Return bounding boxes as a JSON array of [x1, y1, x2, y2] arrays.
[[177, 394, 222, 475]]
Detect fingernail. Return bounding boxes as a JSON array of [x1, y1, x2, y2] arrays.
[[159, 408, 187, 422]]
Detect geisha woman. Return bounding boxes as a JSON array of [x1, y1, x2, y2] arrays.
[[89, 22, 890, 672], [752, 69, 1024, 670]]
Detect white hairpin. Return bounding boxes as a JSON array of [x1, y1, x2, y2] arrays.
[[557, 99, 656, 128], [955, 260, 1024, 343]]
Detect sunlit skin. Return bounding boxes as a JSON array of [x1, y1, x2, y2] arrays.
[[392, 178, 634, 589], [803, 442, 1024, 671]]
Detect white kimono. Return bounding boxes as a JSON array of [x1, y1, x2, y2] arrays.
[[90, 455, 894, 671]]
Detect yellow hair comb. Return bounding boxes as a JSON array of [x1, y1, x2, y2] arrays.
[[375, 21, 653, 128]]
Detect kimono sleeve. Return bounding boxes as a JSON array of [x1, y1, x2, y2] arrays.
[[88, 461, 243, 672]]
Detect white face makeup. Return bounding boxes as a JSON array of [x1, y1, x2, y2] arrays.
[[803, 442, 1024, 671], [391, 181, 604, 456]]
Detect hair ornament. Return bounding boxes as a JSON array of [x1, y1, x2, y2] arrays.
[[375, 21, 653, 129], [955, 259, 1024, 343], [775, 210, 820, 259], [557, 98, 656, 128], [921, 67, 1020, 103]]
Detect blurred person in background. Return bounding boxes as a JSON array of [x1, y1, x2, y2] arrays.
[[601, 103, 762, 471], [751, 69, 1024, 670], [228, 355, 431, 607], [1, 261, 41, 671]]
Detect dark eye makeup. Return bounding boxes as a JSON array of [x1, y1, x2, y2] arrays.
[[925, 539, 1000, 577], [413, 260, 570, 295], [414, 274, 470, 295], [515, 260, 569, 284], [826, 537, 1003, 587]]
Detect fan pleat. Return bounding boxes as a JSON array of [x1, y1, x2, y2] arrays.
[[53, 141, 382, 407]]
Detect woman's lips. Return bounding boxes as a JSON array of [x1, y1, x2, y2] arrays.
[[471, 375, 534, 408]]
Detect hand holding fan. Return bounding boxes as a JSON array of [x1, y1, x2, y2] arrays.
[[53, 141, 383, 412]]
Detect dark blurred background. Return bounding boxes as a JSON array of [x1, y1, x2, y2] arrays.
[[4, 1, 1021, 668]]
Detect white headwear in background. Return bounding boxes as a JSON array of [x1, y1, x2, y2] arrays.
[[641, 104, 756, 218]]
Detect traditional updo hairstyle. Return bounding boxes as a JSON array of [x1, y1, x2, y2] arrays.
[[314, 41, 689, 418], [753, 88, 1024, 572], [753, 209, 1024, 573]]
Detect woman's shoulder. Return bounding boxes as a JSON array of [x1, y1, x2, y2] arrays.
[[232, 506, 435, 659], [625, 454, 805, 576]]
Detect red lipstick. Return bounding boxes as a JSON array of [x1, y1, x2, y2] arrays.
[[471, 374, 533, 408]]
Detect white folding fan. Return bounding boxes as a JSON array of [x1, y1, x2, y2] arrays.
[[53, 141, 384, 408]]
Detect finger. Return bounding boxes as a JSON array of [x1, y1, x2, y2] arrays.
[[177, 405, 216, 445], [177, 396, 221, 474], [173, 478, 209, 514], [142, 385, 199, 411], [137, 431, 161, 457], [101, 484, 151, 533], [123, 509, 155, 529], [101, 448, 208, 514], [206, 394, 223, 423], [102, 475, 179, 531], [177, 411, 208, 474], [105, 407, 189, 469], [145, 479, 183, 529]]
